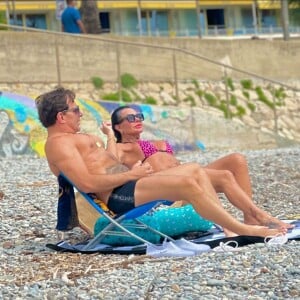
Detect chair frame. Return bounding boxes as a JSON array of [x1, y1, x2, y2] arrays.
[[59, 173, 173, 251]]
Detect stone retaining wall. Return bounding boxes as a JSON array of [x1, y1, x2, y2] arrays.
[[0, 82, 298, 157]]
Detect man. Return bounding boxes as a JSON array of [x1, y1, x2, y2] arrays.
[[61, 0, 86, 34], [35, 87, 286, 238]]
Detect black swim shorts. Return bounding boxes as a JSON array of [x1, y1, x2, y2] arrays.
[[107, 181, 137, 214]]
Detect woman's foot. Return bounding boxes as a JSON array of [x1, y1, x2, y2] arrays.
[[244, 209, 294, 229], [240, 224, 287, 238]]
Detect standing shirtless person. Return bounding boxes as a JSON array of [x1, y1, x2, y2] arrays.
[[35, 87, 286, 238]]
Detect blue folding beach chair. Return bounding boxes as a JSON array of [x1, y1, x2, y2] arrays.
[[56, 173, 213, 256], [56, 173, 176, 250]]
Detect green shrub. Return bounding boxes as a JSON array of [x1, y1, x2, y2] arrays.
[[235, 105, 246, 117], [121, 73, 138, 88], [102, 90, 132, 102], [218, 101, 232, 119], [242, 90, 250, 100], [196, 89, 204, 99], [247, 102, 256, 112], [204, 92, 218, 106], [224, 77, 235, 91], [183, 95, 196, 107], [273, 87, 286, 106], [145, 96, 157, 105], [102, 92, 119, 101], [230, 95, 237, 106], [121, 90, 132, 102], [240, 79, 253, 90], [191, 79, 200, 89], [130, 89, 142, 102], [274, 87, 286, 99], [91, 76, 104, 89], [255, 87, 274, 109]]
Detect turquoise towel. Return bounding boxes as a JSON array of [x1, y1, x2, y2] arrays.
[[94, 204, 213, 246]]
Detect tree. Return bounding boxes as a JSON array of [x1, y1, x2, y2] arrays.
[[80, 0, 101, 34], [281, 0, 290, 40], [278, 0, 300, 40], [289, 0, 300, 26]]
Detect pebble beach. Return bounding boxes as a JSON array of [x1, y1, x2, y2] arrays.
[[0, 146, 299, 299]]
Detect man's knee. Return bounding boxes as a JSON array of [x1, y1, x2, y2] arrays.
[[186, 162, 206, 178], [180, 176, 201, 192]]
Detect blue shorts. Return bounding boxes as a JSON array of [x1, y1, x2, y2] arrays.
[[107, 181, 137, 214]]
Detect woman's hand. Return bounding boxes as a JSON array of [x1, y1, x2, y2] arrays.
[[100, 121, 114, 137]]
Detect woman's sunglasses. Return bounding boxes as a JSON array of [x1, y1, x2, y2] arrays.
[[119, 113, 144, 123]]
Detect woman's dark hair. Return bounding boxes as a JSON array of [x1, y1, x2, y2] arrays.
[[111, 105, 131, 143]]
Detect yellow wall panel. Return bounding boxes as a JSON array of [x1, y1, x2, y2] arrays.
[[98, 1, 253, 10], [257, 0, 280, 9], [0, 1, 280, 11], [0, 3, 56, 11]]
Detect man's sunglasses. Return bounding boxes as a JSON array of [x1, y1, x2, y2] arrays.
[[61, 106, 81, 115], [119, 113, 144, 123]]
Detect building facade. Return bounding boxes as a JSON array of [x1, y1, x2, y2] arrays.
[[1, 0, 299, 37]]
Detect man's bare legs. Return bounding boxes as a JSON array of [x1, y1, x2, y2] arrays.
[[133, 164, 287, 238], [204, 154, 292, 229]]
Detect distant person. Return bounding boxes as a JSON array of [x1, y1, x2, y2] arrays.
[[61, 0, 86, 34]]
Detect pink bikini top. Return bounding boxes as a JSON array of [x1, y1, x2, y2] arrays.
[[137, 140, 174, 162]]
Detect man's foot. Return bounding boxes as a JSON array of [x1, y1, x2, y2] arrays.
[[223, 227, 238, 237]]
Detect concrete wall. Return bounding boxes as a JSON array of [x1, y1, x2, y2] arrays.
[[0, 32, 300, 83]]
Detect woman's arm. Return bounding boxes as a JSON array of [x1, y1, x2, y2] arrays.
[[100, 121, 119, 160]]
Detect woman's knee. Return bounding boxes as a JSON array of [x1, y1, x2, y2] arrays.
[[229, 153, 248, 167], [220, 169, 236, 185]]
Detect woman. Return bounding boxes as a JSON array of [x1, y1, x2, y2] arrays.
[[111, 105, 292, 231]]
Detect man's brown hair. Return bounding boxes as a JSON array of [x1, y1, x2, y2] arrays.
[[35, 87, 75, 128]]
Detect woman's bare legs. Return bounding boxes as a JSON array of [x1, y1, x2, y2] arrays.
[[204, 154, 292, 229], [205, 153, 252, 198], [134, 165, 287, 238]]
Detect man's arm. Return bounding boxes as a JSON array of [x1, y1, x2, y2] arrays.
[[77, 20, 86, 34], [46, 138, 152, 194]]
